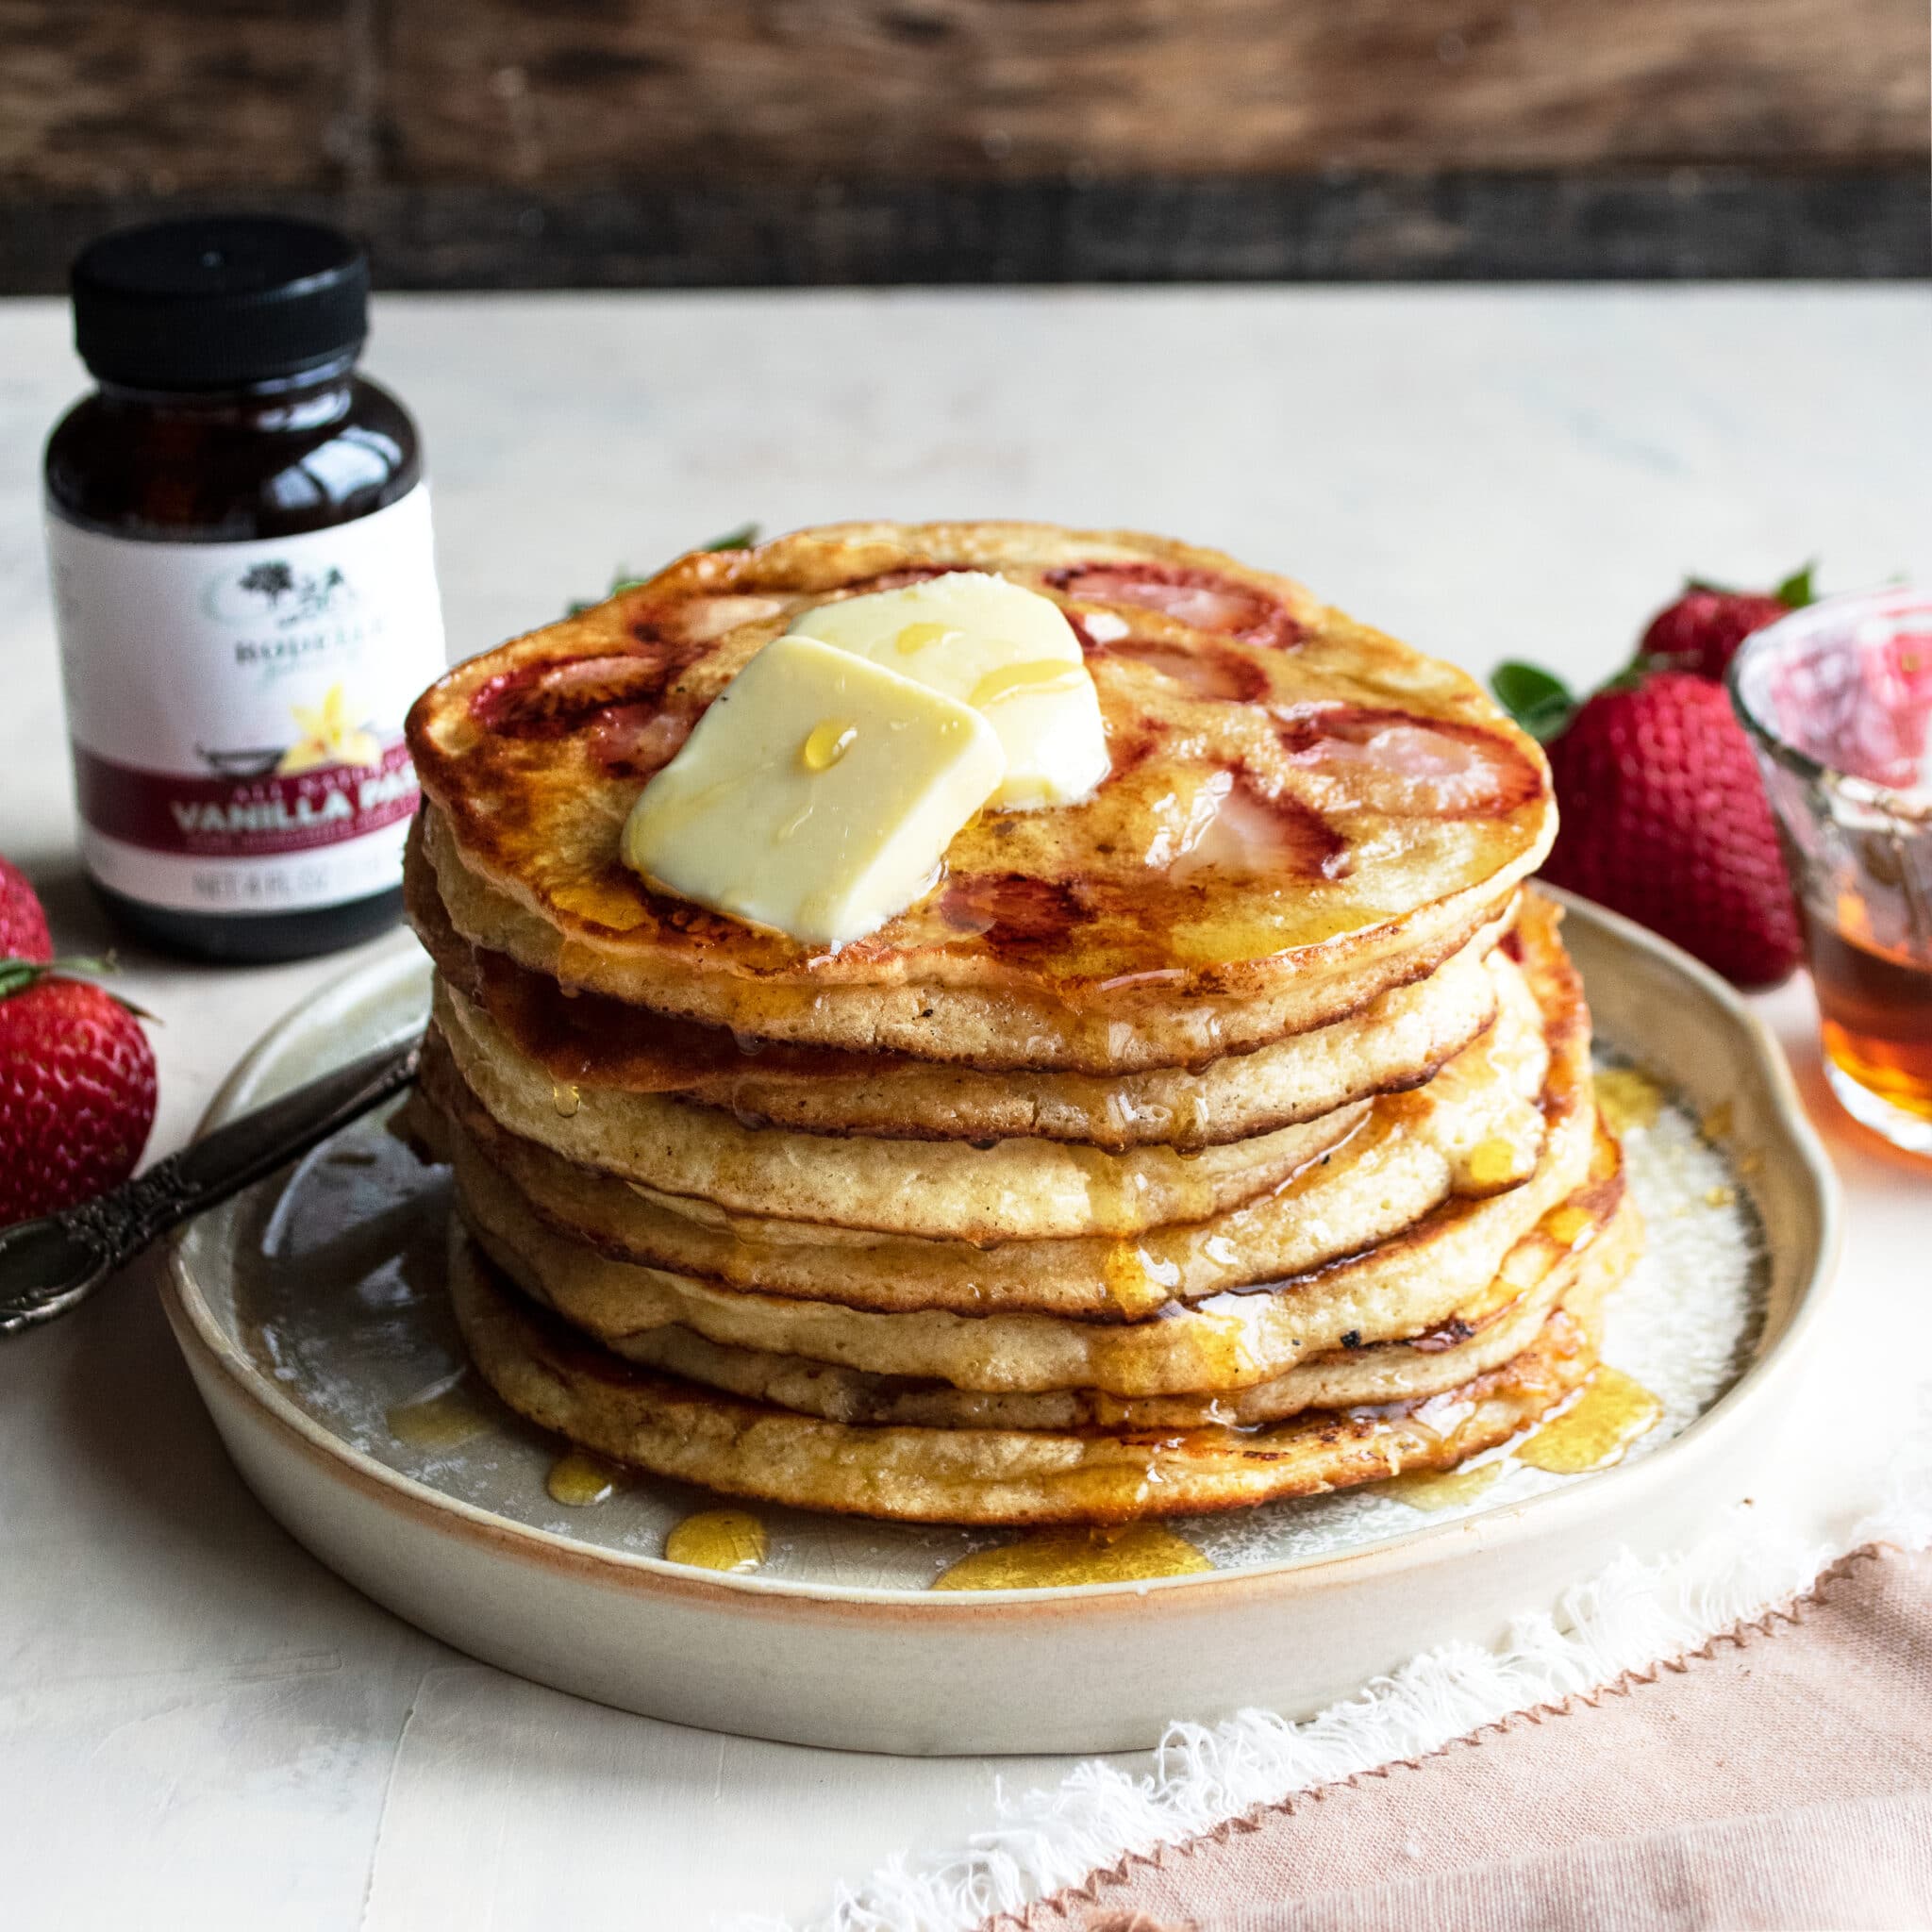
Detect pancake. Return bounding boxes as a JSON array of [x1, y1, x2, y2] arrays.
[[491, 1143, 1638, 1434], [444, 1059, 1598, 1400], [406, 836, 1509, 1151], [449, 1225, 1620, 1525], [408, 521, 1555, 1072], [433, 975, 1374, 1241], [407, 891, 1577, 1322]]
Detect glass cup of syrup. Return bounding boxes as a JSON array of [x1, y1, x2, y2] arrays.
[[1730, 589, 1932, 1156]]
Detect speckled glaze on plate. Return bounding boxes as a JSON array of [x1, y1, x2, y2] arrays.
[[163, 891, 1839, 1755]]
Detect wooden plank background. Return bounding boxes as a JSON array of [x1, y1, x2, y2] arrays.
[[2, 0, 1925, 285]]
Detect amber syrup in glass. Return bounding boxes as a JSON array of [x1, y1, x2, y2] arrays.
[[1805, 908, 1932, 1125]]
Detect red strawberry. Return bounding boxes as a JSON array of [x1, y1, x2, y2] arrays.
[[1636, 566, 1813, 683], [0, 857, 52, 965], [1539, 671, 1801, 988], [0, 968, 158, 1226]]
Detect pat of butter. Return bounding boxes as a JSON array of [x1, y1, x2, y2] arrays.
[[787, 571, 1109, 810], [620, 634, 1004, 948]]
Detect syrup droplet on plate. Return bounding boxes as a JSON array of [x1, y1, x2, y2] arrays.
[[387, 1373, 491, 1452], [1378, 1460, 1505, 1512], [930, 1524, 1212, 1591], [546, 1451, 625, 1507], [664, 1508, 768, 1574], [800, 719, 858, 772], [1517, 1367, 1661, 1474], [1594, 1067, 1665, 1134]]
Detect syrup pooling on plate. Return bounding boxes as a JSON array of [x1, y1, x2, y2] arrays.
[[1516, 1366, 1661, 1474], [931, 1525, 1212, 1591], [1377, 1461, 1505, 1512], [387, 1371, 491, 1452], [1595, 1065, 1666, 1134], [664, 1509, 768, 1574], [546, 1450, 625, 1507]]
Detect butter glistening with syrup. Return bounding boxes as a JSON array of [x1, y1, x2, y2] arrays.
[[787, 571, 1109, 809], [620, 633, 1003, 948]]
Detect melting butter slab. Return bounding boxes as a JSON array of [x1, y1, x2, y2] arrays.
[[621, 634, 1004, 948], [789, 571, 1109, 809]]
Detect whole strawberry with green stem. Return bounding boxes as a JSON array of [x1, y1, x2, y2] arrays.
[[1492, 567, 1813, 990], [0, 861, 158, 1228], [1635, 565, 1814, 683]]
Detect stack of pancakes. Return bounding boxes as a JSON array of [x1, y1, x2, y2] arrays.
[[400, 522, 1642, 1525]]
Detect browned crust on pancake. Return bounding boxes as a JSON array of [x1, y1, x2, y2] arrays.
[[405, 890, 1585, 1323], [406, 521, 1554, 1068], [405, 825, 1507, 1148], [495, 1159, 1639, 1434], [448, 1225, 1614, 1526]]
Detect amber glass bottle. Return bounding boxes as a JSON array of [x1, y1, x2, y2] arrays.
[[44, 216, 446, 963]]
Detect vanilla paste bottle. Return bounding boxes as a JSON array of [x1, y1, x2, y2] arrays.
[[44, 215, 446, 962]]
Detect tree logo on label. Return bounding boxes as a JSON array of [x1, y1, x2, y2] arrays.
[[205, 559, 358, 625]]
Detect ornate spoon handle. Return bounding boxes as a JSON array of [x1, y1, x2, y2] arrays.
[[0, 1033, 420, 1338]]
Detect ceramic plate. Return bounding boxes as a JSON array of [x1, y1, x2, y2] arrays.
[[164, 891, 1839, 1754]]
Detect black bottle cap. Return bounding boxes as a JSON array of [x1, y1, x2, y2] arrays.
[[71, 215, 369, 389]]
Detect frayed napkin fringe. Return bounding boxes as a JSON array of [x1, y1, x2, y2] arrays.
[[732, 1432, 1932, 1932]]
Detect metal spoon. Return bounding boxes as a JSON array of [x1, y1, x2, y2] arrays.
[[0, 1032, 420, 1337]]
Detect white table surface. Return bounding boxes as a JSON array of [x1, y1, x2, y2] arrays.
[[3, 286, 1930, 1930]]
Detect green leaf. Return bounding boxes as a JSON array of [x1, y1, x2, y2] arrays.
[[1774, 562, 1817, 608], [0, 953, 142, 1012], [1490, 661, 1576, 742], [701, 522, 760, 553], [566, 570, 647, 617]]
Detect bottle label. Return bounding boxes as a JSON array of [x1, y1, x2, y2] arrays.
[[48, 486, 446, 916]]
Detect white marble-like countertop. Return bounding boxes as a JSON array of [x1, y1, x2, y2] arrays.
[[3, 287, 1929, 1929]]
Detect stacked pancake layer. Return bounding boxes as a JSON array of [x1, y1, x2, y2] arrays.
[[403, 521, 1642, 1526]]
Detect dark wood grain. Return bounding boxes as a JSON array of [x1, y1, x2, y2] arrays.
[[7, 171, 1925, 293], [382, 0, 1928, 182], [0, 1, 1924, 287], [0, 2, 361, 195]]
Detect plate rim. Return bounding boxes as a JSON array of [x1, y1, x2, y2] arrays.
[[163, 890, 1842, 1614]]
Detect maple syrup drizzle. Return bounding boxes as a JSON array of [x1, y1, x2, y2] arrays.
[[800, 719, 858, 771], [1517, 1367, 1661, 1474], [664, 1508, 768, 1574], [1465, 1133, 1525, 1188], [969, 658, 1087, 707], [386, 1373, 491, 1452], [550, 1080, 582, 1118], [1542, 1203, 1596, 1249], [545, 1451, 625, 1507], [930, 1524, 1212, 1591], [1379, 1461, 1505, 1512]]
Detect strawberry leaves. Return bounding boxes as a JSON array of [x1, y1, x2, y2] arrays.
[[0, 955, 154, 1021], [1491, 662, 1577, 742]]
